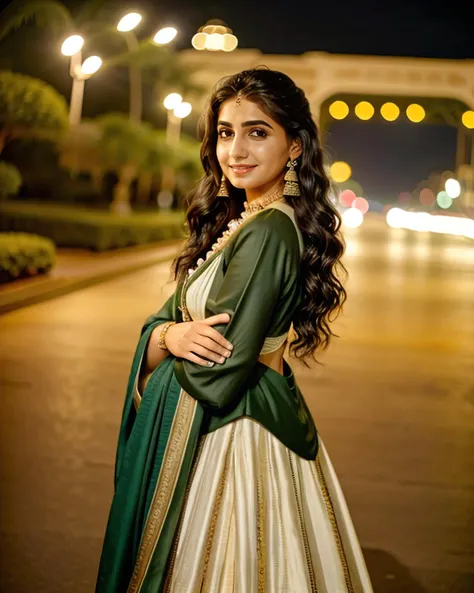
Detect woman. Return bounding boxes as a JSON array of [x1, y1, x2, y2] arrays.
[[96, 68, 374, 593]]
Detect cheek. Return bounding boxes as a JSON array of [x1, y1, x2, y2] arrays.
[[255, 142, 288, 170], [216, 142, 228, 167]]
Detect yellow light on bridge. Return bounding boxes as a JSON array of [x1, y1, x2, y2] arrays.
[[355, 101, 374, 121], [330, 161, 352, 183], [381, 102, 400, 122], [329, 100, 349, 120], [406, 103, 425, 123], [462, 110, 474, 129]]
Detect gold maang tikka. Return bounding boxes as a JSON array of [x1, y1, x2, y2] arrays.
[[235, 91, 242, 106]]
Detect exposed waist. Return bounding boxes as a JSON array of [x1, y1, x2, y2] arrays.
[[258, 333, 288, 375]]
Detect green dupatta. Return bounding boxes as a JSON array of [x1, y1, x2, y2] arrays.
[[96, 288, 205, 593]]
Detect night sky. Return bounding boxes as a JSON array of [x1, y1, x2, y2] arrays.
[[0, 0, 472, 201]]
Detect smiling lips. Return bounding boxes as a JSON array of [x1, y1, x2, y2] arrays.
[[230, 165, 257, 175]]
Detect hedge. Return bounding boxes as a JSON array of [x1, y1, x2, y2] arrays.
[[0, 232, 56, 283], [0, 202, 187, 251]]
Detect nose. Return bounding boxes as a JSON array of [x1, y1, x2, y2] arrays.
[[228, 133, 248, 161]]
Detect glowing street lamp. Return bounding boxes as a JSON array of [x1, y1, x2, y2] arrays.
[[61, 34, 102, 125], [174, 101, 192, 119], [158, 94, 193, 206], [192, 20, 238, 52], [163, 94, 192, 144], [80, 56, 102, 76], [61, 35, 84, 56], [116, 14, 178, 122], [117, 12, 142, 32], [154, 27, 177, 45], [163, 93, 183, 110]]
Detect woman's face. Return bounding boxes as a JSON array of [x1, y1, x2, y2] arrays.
[[216, 97, 301, 198]]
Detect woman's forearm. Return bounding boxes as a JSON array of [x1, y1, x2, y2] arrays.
[[143, 323, 172, 374], [138, 324, 172, 394]]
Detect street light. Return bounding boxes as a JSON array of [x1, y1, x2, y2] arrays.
[[163, 93, 192, 145], [116, 13, 178, 123], [117, 12, 142, 32], [192, 20, 238, 52], [61, 34, 102, 126], [154, 27, 177, 45], [158, 94, 193, 207]]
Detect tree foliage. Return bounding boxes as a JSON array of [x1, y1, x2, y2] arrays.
[[0, 0, 73, 43], [0, 70, 68, 152]]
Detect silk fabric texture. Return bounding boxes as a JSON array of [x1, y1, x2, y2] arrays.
[[95, 203, 373, 592]]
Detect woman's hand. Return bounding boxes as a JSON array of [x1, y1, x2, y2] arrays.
[[165, 313, 233, 367]]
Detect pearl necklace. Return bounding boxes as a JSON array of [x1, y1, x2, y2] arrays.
[[187, 187, 284, 278]]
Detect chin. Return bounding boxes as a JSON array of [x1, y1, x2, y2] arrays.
[[228, 175, 265, 191]]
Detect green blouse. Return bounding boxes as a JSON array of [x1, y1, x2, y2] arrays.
[[139, 203, 318, 460]]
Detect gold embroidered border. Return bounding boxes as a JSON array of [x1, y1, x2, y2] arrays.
[[256, 428, 267, 593], [200, 423, 237, 589], [128, 390, 197, 593], [287, 451, 318, 593], [314, 456, 355, 593], [163, 433, 207, 593]]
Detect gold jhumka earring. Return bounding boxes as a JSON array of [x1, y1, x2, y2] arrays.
[[283, 159, 300, 196], [217, 174, 230, 198]]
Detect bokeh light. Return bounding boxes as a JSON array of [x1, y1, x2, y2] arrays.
[[117, 12, 142, 32], [436, 191, 452, 209], [355, 101, 374, 121], [61, 35, 84, 56], [342, 208, 364, 228], [352, 197, 369, 214], [191, 32, 207, 50], [386, 208, 474, 238], [330, 161, 352, 183], [81, 56, 102, 75], [406, 103, 425, 123], [340, 180, 363, 197], [222, 34, 238, 51], [153, 27, 177, 45], [462, 110, 474, 129], [445, 178, 461, 198], [419, 188, 436, 206], [329, 101, 349, 120], [174, 101, 192, 119], [339, 189, 356, 207], [164, 93, 182, 110], [380, 102, 400, 122]]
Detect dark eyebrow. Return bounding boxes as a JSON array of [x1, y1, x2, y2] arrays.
[[217, 119, 274, 130]]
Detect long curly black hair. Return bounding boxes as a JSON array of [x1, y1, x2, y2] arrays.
[[172, 67, 347, 365]]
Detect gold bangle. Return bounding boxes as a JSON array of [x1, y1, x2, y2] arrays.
[[157, 321, 175, 350]]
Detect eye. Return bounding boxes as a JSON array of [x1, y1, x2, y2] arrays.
[[218, 128, 233, 139], [249, 128, 267, 138]]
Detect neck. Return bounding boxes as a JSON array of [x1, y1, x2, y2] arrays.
[[245, 178, 284, 203]]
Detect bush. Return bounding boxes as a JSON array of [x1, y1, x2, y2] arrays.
[[0, 201, 186, 251], [0, 232, 56, 283], [0, 161, 22, 199]]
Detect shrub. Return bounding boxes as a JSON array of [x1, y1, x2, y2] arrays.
[[0, 201, 186, 251], [0, 161, 22, 199], [0, 232, 55, 283]]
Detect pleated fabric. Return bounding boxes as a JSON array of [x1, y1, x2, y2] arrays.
[[164, 418, 373, 593]]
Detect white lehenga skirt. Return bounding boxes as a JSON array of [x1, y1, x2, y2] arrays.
[[165, 418, 374, 593]]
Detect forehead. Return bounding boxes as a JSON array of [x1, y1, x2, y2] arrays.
[[217, 97, 277, 127]]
